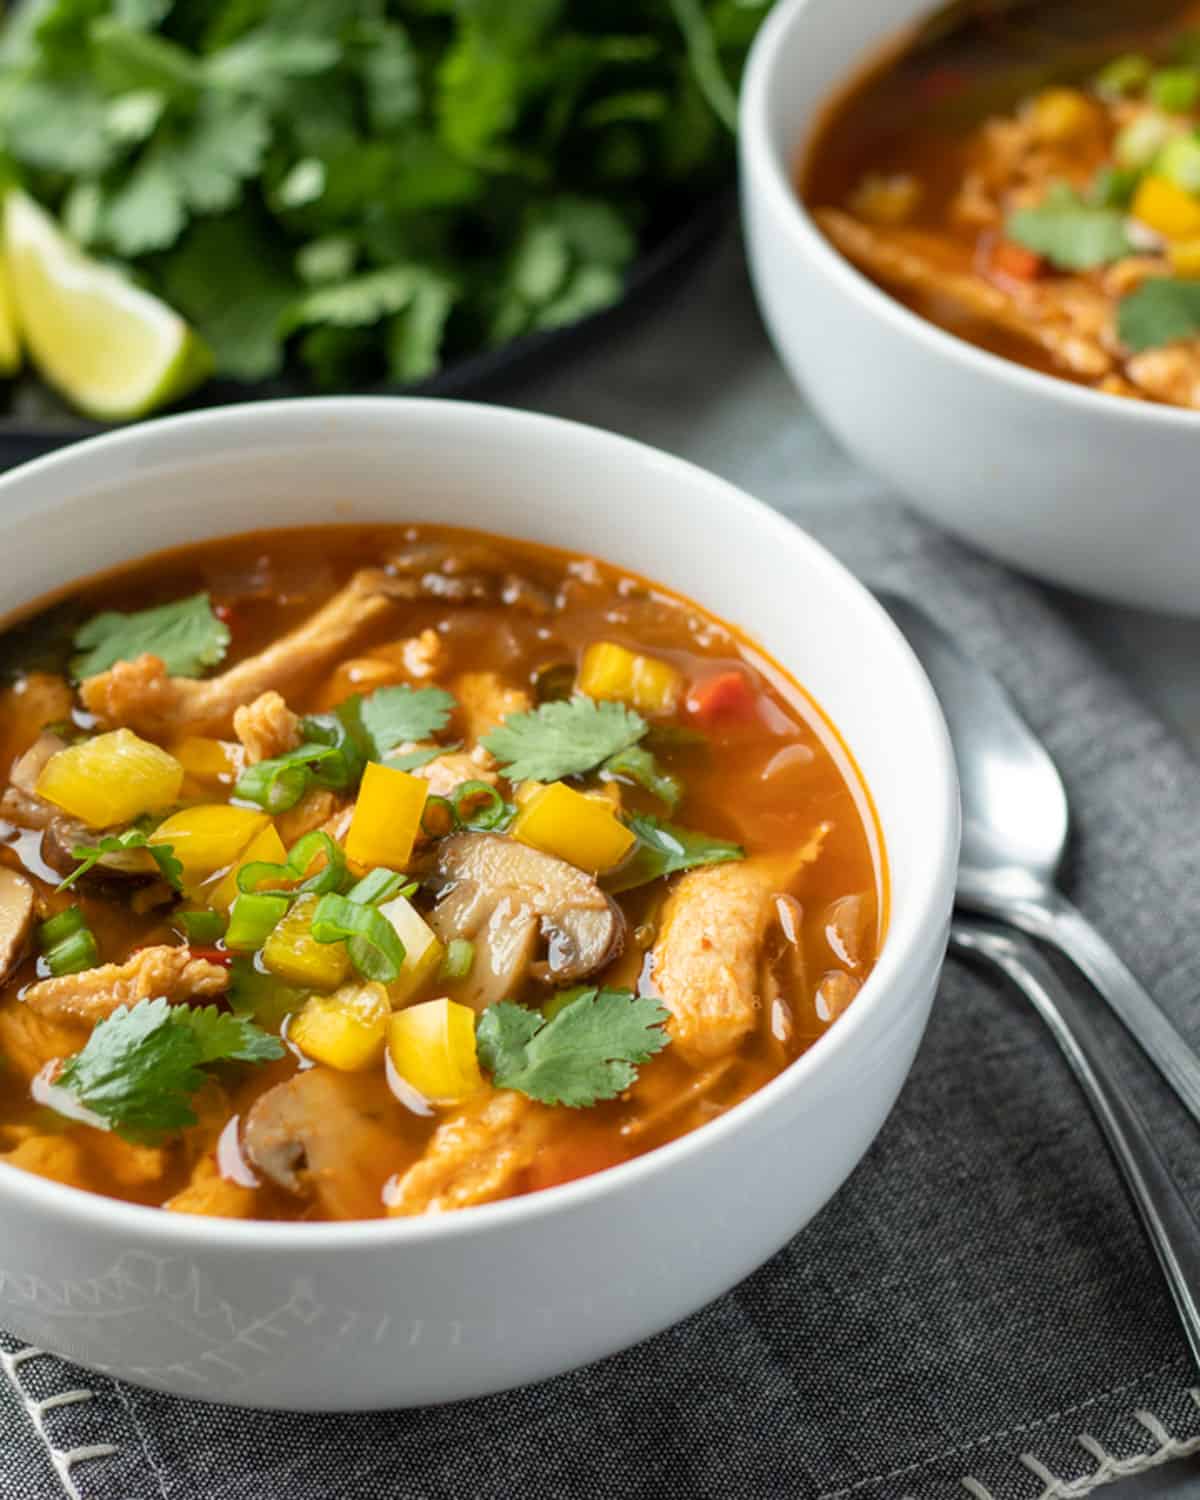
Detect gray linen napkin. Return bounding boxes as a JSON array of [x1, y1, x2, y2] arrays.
[[5, 231, 1200, 1500]]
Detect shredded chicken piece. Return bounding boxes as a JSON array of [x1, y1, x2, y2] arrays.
[[1, 1133, 86, 1187], [80, 568, 402, 738], [415, 749, 499, 800], [87, 1131, 169, 1187], [1126, 343, 1200, 409], [23, 944, 228, 1025], [386, 1090, 552, 1216], [165, 1155, 258, 1218], [452, 671, 532, 743], [0, 1003, 86, 1081], [275, 786, 347, 845], [816, 209, 1115, 380], [1101, 256, 1170, 300], [649, 841, 828, 1065], [372, 627, 446, 680], [233, 690, 301, 764]]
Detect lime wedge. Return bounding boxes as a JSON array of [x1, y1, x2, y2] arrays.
[[0, 254, 21, 378], [4, 190, 212, 420]]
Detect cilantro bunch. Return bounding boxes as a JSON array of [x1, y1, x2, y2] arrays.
[[0, 0, 772, 395]]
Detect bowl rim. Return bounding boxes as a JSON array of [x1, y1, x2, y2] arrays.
[[740, 0, 1200, 430], [0, 395, 959, 1251]]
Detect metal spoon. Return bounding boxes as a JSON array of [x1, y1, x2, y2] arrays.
[[877, 590, 1200, 1127], [951, 915, 1200, 1372]]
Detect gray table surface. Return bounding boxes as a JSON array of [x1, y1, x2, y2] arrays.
[[501, 226, 1200, 1499]]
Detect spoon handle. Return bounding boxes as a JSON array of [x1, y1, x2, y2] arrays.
[[950, 916, 1200, 1374], [967, 888, 1200, 1129]]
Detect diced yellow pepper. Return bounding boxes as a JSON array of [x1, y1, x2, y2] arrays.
[[378, 895, 445, 1005], [387, 998, 483, 1105], [1132, 175, 1200, 239], [36, 729, 183, 828], [148, 804, 269, 891], [510, 780, 636, 872], [206, 822, 289, 912], [289, 982, 391, 1071], [262, 893, 351, 990], [1027, 87, 1098, 145], [1169, 239, 1200, 276], [170, 736, 244, 788], [344, 762, 428, 869], [578, 641, 683, 716]]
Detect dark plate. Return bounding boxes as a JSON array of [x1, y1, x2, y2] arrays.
[[0, 192, 731, 469]]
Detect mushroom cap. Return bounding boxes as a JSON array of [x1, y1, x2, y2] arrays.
[[428, 833, 626, 1009], [0, 867, 35, 985]]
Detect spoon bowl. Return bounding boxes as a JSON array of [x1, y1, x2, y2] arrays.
[[879, 590, 1200, 1127]]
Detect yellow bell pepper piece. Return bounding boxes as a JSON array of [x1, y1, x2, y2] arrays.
[[578, 641, 683, 716], [378, 895, 445, 1005], [36, 729, 183, 828], [148, 804, 269, 891], [170, 736, 243, 788], [344, 762, 428, 869], [206, 821, 289, 912], [289, 982, 391, 1071], [387, 997, 483, 1105], [1169, 239, 1200, 276], [1133, 175, 1200, 239], [510, 780, 635, 872], [262, 893, 350, 990], [848, 172, 923, 226]]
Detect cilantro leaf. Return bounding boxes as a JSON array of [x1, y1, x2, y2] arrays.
[[283, 265, 450, 333], [601, 744, 681, 811], [59, 828, 184, 893], [72, 591, 230, 679], [339, 684, 456, 761], [54, 997, 283, 1143], [1118, 277, 1200, 351], [604, 814, 743, 893], [476, 988, 670, 1108], [483, 697, 646, 783], [1006, 183, 1133, 271]]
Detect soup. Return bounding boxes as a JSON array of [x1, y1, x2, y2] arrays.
[[804, 0, 1200, 407], [0, 526, 883, 1221]]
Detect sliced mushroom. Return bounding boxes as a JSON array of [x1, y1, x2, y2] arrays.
[[242, 1069, 403, 1219], [39, 815, 157, 886], [10, 731, 67, 795], [428, 833, 626, 1010], [0, 868, 36, 984]]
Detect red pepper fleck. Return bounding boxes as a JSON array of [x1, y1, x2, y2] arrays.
[[984, 237, 1045, 284], [189, 946, 234, 968], [686, 670, 757, 725]]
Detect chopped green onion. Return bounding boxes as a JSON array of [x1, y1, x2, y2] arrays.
[[1155, 132, 1200, 192], [301, 712, 366, 791], [38, 907, 99, 977], [1094, 54, 1152, 98], [237, 830, 345, 899], [451, 780, 512, 831], [420, 794, 457, 838], [345, 868, 409, 906], [226, 892, 289, 952], [234, 743, 341, 813], [177, 910, 226, 945], [310, 893, 406, 983], [439, 938, 475, 980], [1116, 112, 1177, 169], [1150, 68, 1200, 114]]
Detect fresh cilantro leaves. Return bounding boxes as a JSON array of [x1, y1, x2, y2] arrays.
[[71, 592, 230, 680], [0, 0, 762, 395], [59, 828, 184, 893], [342, 684, 456, 760], [54, 997, 283, 1143], [476, 988, 670, 1107], [483, 698, 646, 783], [1006, 183, 1133, 271], [601, 745, 681, 812], [605, 814, 743, 893], [1118, 277, 1200, 351]]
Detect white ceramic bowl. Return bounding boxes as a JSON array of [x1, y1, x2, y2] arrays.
[[741, 0, 1200, 615], [0, 398, 957, 1409]]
